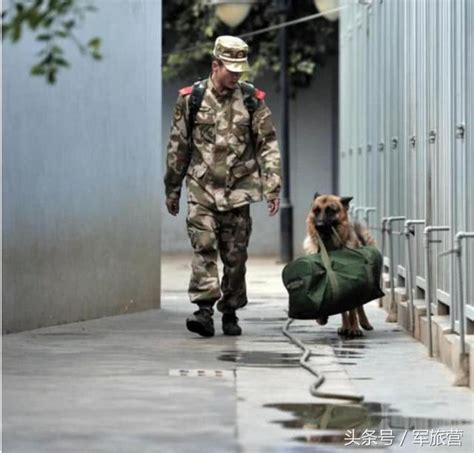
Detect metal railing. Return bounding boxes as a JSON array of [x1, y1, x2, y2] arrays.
[[423, 226, 450, 357], [403, 220, 426, 334], [339, 0, 473, 361], [439, 233, 474, 356]]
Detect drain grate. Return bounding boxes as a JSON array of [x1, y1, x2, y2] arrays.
[[169, 369, 235, 378]]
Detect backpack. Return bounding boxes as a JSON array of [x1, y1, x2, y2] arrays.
[[180, 80, 265, 136]]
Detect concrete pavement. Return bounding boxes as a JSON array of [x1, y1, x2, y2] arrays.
[[2, 255, 474, 452]]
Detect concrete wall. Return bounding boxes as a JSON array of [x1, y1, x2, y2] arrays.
[[2, 0, 162, 333], [161, 56, 338, 257]]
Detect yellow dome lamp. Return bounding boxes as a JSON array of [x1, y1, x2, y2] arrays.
[[313, 0, 340, 22], [208, 0, 258, 28]]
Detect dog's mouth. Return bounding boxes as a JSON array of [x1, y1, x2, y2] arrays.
[[314, 221, 337, 235]]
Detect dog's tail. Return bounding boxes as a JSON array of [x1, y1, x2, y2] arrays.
[[353, 221, 375, 246]]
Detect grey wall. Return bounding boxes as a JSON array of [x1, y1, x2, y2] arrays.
[[161, 56, 337, 257], [2, 0, 162, 333]]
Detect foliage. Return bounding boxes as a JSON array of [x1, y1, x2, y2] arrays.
[[2, 0, 102, 84], [163, 0, 338, 91]]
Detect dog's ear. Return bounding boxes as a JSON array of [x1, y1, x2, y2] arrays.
[[339, 196, 353, 210], [313, 192, 321, 200]]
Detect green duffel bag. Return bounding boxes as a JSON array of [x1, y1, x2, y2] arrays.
[[282, 239, 384, 320]]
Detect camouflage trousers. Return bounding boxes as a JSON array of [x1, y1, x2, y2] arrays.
[[186, 202, 252, 314]]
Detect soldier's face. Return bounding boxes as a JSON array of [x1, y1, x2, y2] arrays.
[[213, 61, 242, 90]]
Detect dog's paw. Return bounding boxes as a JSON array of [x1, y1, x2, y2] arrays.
[[316, 316, 328, 325], [385, 312, 398, 323], [337, 327, 349, 336], [360, 321, 374, 331], [347, 328, 363, 338]]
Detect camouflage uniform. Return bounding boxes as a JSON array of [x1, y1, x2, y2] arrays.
[[164, 76, 281, 313]]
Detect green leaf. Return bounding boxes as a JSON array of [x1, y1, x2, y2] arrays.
[[204, 25, 214, 37], [54, 57, 70, 67], [47, 68, 57, 84], [36, 33, 51, 41], [87, 37, 100, 49], [11, 23, 22, 42], [63, 19, 75, 29], [6, 0, 104, 84], [51, 45, 63, 54], [26, 9, 42, 28], [31, 64, 46, 75], [43, 17, 53, 27], [2, 24, 10, 38], [39, 52, 53, 65]]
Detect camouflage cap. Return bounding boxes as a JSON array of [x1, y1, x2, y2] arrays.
[[213, 35, 249, 73]]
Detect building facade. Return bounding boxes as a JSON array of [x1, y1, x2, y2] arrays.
[[339, 0, 474, 361], [3, 0, 162, 332]]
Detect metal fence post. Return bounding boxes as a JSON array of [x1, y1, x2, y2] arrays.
[[353, 207, 366, 222], [363, 207, 377, 230], [423, 226, 450, 357], [386, 217, 406, 321], [454, 232, 474, 355], [379, 217, 388, 307], [403, 219, 426, 334]]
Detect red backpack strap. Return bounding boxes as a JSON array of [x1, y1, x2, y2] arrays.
[[179, 85, 193, 96], [255, 89, 266, 101]]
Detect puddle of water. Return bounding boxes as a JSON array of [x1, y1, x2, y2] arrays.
[[266, 402, 391, 430], [304, 338, 372, 348], [218, 351, 300, 367], [332, 340, 389, 348], [32, 332, 91, 336], [252, 339, 295, 344], [333, 344, 369, 349], [244, 317, 288, 322], [333, 350, 364, 359], [265, 402, 472, 445], [292, 434, 354, 444]]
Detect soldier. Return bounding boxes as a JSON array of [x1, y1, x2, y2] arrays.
[[164, 35, 281, 337]]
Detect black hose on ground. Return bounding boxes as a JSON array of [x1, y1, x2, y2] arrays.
[[282, 318, 364, 402]]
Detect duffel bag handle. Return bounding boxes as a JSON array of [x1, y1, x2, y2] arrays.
[[315, 231, 339, 295]]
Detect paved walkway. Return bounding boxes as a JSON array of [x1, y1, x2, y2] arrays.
[[2, 255, 473, 452]]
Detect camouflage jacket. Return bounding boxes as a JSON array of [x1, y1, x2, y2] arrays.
[[164, 77, 281, 211]]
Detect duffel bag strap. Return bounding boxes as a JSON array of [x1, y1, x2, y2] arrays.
[[331, 226, 376, 291], [331, 226, 363, 257], [315, 231, 339, 296]]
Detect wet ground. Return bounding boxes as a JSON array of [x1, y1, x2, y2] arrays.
[[2, 255, 474, 452], [234, 295, 474, 452], [268, 401, 471, 447]]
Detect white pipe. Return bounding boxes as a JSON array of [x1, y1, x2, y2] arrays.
[[386, 217, 406, 321], [403, 220, 425, 334], [423, 226, 450, 357], [454, 232, 474, 355]]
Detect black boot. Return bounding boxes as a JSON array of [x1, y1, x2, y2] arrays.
[[222, 312, 242, 336], [186, 308, 214, 337]]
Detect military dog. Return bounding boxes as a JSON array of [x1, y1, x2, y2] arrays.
[[303, 193, 375, 337]]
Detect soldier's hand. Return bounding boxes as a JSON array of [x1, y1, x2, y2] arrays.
[[267, 198, 280, 216], [166, 197, 180, 216]]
